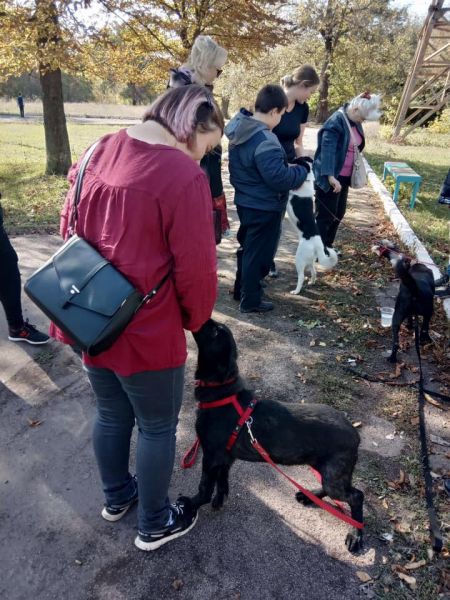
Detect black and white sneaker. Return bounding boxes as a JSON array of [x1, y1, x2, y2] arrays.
[[101, 483, 138, 522], [8, 320, 50, 345], [134, 497, 198, 551]]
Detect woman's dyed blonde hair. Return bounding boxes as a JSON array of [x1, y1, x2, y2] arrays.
[[280, 65, 320, 90], [185, 35, 228, 84]]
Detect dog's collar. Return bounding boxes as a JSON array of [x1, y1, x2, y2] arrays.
[[378, 246, 391, 257], [195, 377, 237, 388]]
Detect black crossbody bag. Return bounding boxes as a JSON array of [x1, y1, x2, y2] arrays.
[[25, 143, 170, 356]]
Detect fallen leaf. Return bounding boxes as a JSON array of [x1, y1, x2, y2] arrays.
[[319, 341, 327, 347], [27, 418, 43, 427], [404, 560, 426, 571], [356, 571, 372, 583], [379, 532, 393, 542], [172, 579, 184, 591], [352, 421, 362, 428], [396, 572, 416, 590], [309, 339, 316, 347], [75, 559, 83, 566], [424, 393, 447, 410]]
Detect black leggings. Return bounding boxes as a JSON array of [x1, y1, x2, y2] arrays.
[[315, 176, 351, 248], [0, 221, 24, 330]]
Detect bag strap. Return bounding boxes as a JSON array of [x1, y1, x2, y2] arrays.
[[68, 141, 100, 236], [339, 108, 359, 147], [68, 140, 172, 303]]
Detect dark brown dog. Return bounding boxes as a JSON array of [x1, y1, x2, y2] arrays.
[[372, 240, 435, 363], [191, 319, 364, 553]]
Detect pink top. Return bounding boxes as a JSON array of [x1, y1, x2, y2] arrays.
[[339, 126, 363, 177], [50, 129, 217, 376]]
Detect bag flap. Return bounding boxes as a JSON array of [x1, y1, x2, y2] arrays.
[[53, 236, 109, 297], [67, 263, 139, 316]]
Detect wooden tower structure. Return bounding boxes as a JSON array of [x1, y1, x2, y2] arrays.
[[392, 0, 450, 139]]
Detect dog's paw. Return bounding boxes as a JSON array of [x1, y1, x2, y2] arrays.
[[290, 289, 301, 295], [295, 491, 314, 506], [345, 532, 363, 553]]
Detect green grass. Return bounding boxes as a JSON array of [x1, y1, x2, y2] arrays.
[[0, 121, 123, 234], [365, 130, 450, 270]]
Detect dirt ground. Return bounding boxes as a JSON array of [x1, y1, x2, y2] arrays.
[[0, 131, 449, 599]]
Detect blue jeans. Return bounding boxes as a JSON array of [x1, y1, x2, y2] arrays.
[[84, 365, 185, 533]]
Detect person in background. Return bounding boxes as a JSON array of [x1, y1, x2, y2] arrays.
[[0, 194, 49, 345], [51, 85, 222, 551], [17, 93, 24, 118], [313, 92, 381, 254], [270, 65, 320, 277], [168, 36, 231, 237], [226, 85, 308, 313]]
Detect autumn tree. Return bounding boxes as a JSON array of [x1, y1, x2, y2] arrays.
[[297, 0, 411, 122], [0, 1, 83, 174], [90, 0, 292, 106]]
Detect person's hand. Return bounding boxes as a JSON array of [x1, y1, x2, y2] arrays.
[[328, 175, 342, 193]]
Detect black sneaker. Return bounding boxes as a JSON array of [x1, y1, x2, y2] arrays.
[[102, 483, 138, 522], [8, 320, 50, 345], [134, 497, 198, 551], [240, 300, 274, 313]]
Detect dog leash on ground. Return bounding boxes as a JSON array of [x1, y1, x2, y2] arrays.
[[181, 394, 364, 531], [413, 315, 444, 552]]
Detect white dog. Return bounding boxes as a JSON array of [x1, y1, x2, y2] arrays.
[[286, 165, 338, 294]]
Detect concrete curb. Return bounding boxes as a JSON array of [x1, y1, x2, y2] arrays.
[[363, 157, 450, 321]]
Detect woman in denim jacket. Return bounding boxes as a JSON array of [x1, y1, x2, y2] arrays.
[[313, 93, 381, 252]]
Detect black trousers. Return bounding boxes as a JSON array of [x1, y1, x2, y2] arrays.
[[234, 206, 282, 309], [315, 176, 351, 248], [0, 206, 24, 330]]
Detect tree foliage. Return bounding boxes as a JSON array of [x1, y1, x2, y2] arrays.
[[296, 0, 415, 121]]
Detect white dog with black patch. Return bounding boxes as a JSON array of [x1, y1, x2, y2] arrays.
[[286, 161, 338, 294]]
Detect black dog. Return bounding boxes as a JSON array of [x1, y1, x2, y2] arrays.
[[192, 319, 364, 553], [372, 240, 435, 363]]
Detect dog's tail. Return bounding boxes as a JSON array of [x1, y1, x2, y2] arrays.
[[395, 258, 418, 295], [315, 238, 338, 269]]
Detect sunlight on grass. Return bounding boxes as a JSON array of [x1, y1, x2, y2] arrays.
[[365, 132, 450, 269], [0, 121, 123, 234]]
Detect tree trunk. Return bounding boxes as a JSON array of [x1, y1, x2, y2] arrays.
[[221, 95, 230, 119], [316, 41, 333, 124], [39, 66, 71, 175], [316, 66, 330, 123]]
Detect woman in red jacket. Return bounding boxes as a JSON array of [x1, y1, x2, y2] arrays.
[[53, 85, 222, 551]]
